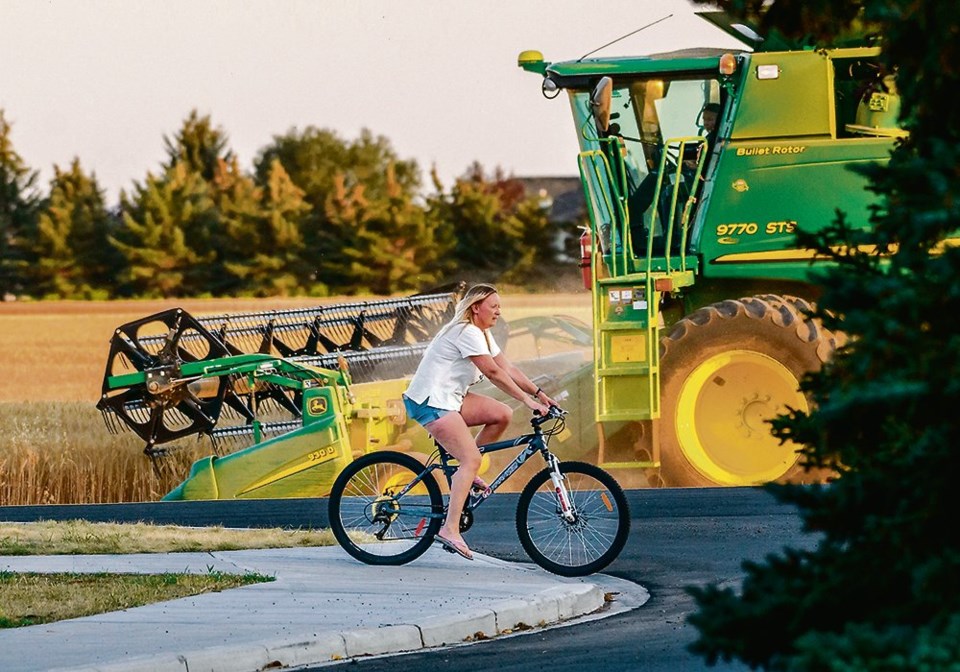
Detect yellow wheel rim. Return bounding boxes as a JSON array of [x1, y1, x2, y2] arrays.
[[674, 350, 808, 485]]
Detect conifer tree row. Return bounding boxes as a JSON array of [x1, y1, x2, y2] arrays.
[[0, 109, 563, 299]]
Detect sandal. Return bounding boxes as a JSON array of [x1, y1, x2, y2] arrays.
[[471, 477, 491, 494], [435, 534, 474, 561]]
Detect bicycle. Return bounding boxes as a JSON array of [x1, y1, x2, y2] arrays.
[[327, 406, 630, 577]]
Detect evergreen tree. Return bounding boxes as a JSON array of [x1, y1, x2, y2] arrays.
[[163, 110, 232, 182], [0, 110, 41, 298], [427, 163, 526, 276], [112, 162, 217, 297], [259, 159, 311, 294], [210, 155, 264, 295], [216, 157, 309, 296], [33, 159, 116, 298], [687, 2, 960, 670], [501, 193, 556, 284], [254, 127, 421, 292], [324, 163, 443, 295], [255, 126, 419, 208]]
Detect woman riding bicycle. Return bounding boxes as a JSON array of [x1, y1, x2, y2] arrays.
[[402, 283, 557, 560]]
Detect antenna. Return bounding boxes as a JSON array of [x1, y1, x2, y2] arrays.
[[578, 14, 673, 62]]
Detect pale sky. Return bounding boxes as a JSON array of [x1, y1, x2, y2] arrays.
[[0, 0, 744, 202]]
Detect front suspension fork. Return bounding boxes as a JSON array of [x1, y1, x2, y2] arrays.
[[548, 454, 577, 522]]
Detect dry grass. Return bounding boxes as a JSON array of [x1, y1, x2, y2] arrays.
[[0, 292, 593, 505], [0, 402, 209, 504]]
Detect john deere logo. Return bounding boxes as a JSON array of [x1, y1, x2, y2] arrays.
[[307, 397, 328, 416]]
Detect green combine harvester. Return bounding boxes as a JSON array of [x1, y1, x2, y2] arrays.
[[99, 13, 934, 494], [97, 286, 595, 500], [516, 12, 933, 486]]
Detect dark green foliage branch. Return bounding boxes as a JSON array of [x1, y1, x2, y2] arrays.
[[112, 162, 218, 298], [164, 109, 233, 182], [32, 159, 117, 298], [427, 163, 531, 276], [0, 111, 41, 296], [688, 1, 960, 670]]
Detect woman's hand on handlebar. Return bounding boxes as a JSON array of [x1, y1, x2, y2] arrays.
[[524, 396, 550, 417], [534, 387, 559, 409]]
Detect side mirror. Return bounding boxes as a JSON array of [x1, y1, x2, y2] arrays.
[[590, 77, 613, 135]]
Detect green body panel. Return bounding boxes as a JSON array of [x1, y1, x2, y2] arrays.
[[162, 420, 348, 500], [731, 51, 835, 139], [696, 136, 893, 281], [163, 385, 355, 501]]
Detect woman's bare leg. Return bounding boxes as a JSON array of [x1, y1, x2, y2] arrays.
[[424, 412, 482, 549], [460, 392, 513, 446]]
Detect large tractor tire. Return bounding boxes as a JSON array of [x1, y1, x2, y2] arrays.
[[657, 295, 838, 487]]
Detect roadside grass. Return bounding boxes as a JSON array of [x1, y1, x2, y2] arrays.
[[0, 520, 335, 629], [0, 520, 336, 555], [0, 570, 272, 628]]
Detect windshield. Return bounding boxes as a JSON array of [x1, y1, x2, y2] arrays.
[[571, 74, 720, 265]]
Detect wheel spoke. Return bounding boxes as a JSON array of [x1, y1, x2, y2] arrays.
[[516, 462, 630, 576], [328, 452, 442, 566]]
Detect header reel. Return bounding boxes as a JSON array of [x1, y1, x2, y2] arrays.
[[98, 288, 464, 457]]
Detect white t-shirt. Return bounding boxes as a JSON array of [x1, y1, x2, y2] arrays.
[[405, 322, 501, 411]]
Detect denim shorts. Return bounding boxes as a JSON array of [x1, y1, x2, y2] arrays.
[[402, 394, 452, 427]]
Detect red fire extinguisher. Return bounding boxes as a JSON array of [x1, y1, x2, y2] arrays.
[[578, 228, 592, 290]]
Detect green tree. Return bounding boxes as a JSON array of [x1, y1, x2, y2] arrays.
[[215, 157, 310, 296], [33, 159, 117, 298], [0, 110, 41, 297], [164, 110, 233, 182], [688, 2, 960, 670], [501, 194, 557, 284], [324, 163, 444, 295], [254, 127, 421, 292], [112, 162, 217, 297], [254, 126, 419, 209], [427, 163, 526, 276]]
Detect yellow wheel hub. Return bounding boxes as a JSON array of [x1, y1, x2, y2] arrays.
[[674, 350, 808, 485]]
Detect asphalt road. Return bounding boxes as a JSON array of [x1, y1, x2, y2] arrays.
[[0, 487, 817, 671]]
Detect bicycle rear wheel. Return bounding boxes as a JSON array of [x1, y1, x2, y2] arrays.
[[328, 451, 443, 565], [516, 461, 630, 577]]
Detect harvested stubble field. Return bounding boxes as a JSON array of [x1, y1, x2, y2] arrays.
[[0, 293, 592, 506]]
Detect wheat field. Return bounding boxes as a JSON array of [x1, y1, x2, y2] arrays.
[[0, 292, 593, 505]]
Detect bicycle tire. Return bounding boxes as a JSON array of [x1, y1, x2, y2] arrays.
[[516, 461, 630, 577], [328, 451, 443, 565]]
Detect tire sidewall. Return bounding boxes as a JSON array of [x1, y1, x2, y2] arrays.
[[659, 299, 824, 487], [516, 461, 630, 577], [328, 451, 443, 565]]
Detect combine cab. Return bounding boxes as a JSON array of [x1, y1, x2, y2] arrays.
[[518, 13, 918, 486], [97, 286, 595, 500]]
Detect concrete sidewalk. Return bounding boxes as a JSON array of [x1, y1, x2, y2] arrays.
[[0, 546, 648, 672]]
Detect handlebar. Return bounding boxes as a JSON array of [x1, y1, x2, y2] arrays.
[[532, 405, 567, 427]]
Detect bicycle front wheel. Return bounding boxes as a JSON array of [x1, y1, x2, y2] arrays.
[[516, 461, 630, 577], [328, 451, 443, 565]]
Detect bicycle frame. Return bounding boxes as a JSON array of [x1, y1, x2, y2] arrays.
[[391, 413, 578, 524]]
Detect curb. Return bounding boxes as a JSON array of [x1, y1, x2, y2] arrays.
[[49, 584, 605, 672]]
